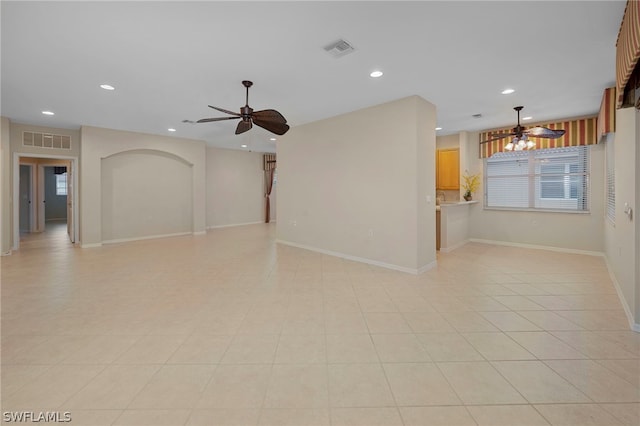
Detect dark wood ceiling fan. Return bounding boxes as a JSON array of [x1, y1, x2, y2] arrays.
[[194, 80, 290, 136], [479, 106, 566, 147]]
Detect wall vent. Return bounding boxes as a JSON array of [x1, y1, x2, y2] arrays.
[[23, 131, 71, 150], [323, 39, 355, 58]]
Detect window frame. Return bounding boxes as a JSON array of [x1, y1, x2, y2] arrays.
[[55, 173, 67, 196], [483, 146, 590, 214]]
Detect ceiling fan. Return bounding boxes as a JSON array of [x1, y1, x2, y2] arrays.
[[480, 106, 565, 151], [194, 80, 290, 136]]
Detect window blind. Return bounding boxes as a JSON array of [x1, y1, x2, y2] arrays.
[[485, 146, 589, 212]]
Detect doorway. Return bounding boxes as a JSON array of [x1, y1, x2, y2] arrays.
[[13, 154, 78, 250]]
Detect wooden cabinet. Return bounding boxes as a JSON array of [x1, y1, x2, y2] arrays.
[[436, 149, 460, 190]]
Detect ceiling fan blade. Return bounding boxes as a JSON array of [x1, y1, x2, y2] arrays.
[[524, 127, 566, 139], [252, 118, 290, 135], [235, 120, 252, 135], [196, 116, 241, 123], [252, 109, 287, 124], [489, 132, 516, 141], [208, 105, 241, 116]]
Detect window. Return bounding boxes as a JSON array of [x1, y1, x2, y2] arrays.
[[605, 137, 615, 224], [56, 173, 67, 196], [485, 146, 589, 212]]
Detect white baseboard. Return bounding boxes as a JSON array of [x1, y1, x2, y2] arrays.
[[206, 221, 263, 230], [468, 238, 604, 257], [192, 231, 206, 236], [276, 239, 435, 275], [102, 232, 192, 245], [417, 260, 438, 274], [80, 242, 102, 248], [603, 256, 640, 333], [440, 239, 470, 253], [1, 249, 12, 256]]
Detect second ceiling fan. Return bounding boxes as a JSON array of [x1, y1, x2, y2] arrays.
[[480, 106, 565, 151]]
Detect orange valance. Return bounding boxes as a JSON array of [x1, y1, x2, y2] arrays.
[[598, 87, 616, 142], [479, 117, 598, 158], [616, 0, 640, 108]]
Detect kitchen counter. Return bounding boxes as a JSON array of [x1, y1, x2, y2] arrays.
[[436, 201, 477, 252], [436, 200, 478, 211]]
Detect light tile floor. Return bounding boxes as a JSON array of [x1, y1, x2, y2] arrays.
[[2, 223, 639, 425]]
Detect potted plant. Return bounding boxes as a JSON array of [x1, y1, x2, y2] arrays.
[[462, 172, 480, 201]]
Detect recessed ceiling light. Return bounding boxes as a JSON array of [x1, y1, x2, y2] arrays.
[[270, 138, 276, 141], [100, 84, 115, 91], [501, 88, 515, 95], [241, 144, 248, 148], [42, 110, 54, 115], [435, 127, 442, 131], [370, 70, 383, 78], [168, 128, 176, 132], [522, 116, 533, 121]]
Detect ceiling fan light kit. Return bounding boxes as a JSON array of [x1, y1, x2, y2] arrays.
[[479, 106, 565, 151], [194, 80, 290, 136]]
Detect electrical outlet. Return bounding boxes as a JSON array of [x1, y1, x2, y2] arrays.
[[292, 220, 297, 227], [368, 229, 374, 238], [426, 195, 432, 203]]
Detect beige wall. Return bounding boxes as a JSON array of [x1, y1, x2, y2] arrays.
[[604, 107, 639, 328], [1, 117, 11, 254], [277, 96, 436, 273], [80, 126, 206, 246], [101, 150, 193, 241], [206, 147, 265, 228], [10, 122, 80, 157], [466, 134, 605, 253]]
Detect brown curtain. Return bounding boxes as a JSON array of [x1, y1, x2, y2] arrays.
[[263, 154, 276, 223], [264, 168, 275, 223]]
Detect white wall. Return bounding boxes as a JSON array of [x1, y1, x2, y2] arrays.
[[277, 95, 436, 273], [604, 107, 639, 328], [206, 147, 265, 228], [466, 136, 605, 253], [80, 126, 206, 246]]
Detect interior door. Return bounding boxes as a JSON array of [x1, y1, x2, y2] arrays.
[[19, 165, 31, 232], [66, 163, 74, 243]]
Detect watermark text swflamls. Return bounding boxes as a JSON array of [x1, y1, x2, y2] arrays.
[[3, 412, 71, 423]]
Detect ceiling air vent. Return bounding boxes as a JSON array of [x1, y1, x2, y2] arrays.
[[324, 39, 355, 58]]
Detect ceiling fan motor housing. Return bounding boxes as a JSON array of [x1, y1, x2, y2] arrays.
[[241, 105, 253, 120]]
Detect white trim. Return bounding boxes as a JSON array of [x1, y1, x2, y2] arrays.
[[468, 238, 604, 257], [276, 239, 434, 275], [603, 256, 640, 333], [206, 221, 263, 230], [439, 239, 470, 253], [102, 232, 192, 245], [192, 231, 206, 236], [80, 243, 102, 248], [417, 260, 438, 274]]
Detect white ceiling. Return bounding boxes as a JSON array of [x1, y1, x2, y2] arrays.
[[1, 1, 626, 153]]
